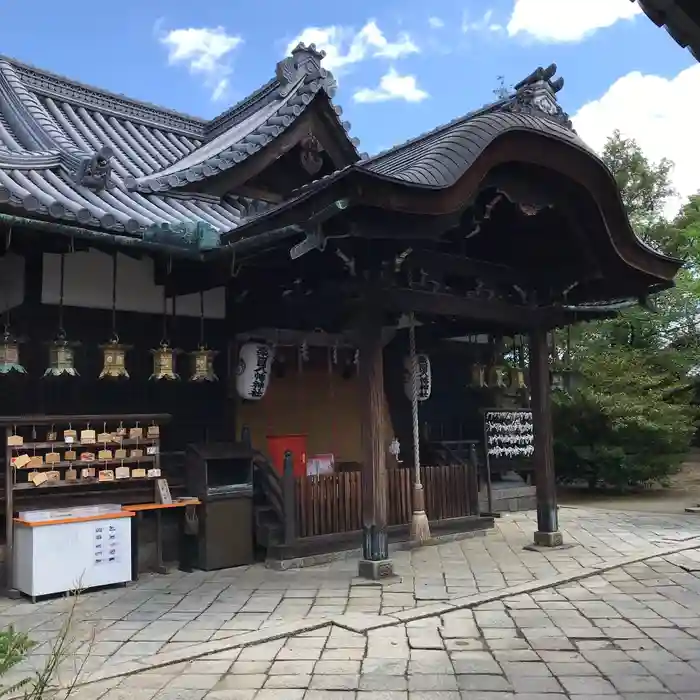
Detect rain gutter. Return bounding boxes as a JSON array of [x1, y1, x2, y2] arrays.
[[0, 212, 208, 259]]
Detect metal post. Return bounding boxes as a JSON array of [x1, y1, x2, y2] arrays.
[[4, 426, 18, 596], [282, 450, 296, 546], [482, 420, 494, 516]]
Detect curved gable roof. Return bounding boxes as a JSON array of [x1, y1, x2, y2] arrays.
[[221, 64, 680, 289]]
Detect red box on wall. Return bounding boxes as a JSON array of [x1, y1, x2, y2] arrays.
[[266, 434, 307, 477]]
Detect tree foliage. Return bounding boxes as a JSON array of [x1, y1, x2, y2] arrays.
[[553, 131, 700, 488], [601, 130, 676, 249]]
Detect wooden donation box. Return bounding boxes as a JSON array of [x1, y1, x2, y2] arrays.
[[13, 505, 132, 600], [185, 442, 255, 570]]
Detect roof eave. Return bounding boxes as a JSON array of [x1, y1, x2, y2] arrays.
[[636, 0, 700, 60]]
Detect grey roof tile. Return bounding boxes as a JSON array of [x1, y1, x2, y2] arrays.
[[0, 43, 358, 238]]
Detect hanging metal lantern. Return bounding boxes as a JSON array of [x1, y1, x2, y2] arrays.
[[470, 363, 487, 388], [44, 332, 80, 378], [99, 336, 131, 380], [150, 341, 180, 381], [99, 253, 130, 380], [550, 326, 581, 393], [487, 365, 509, 390], [551, 366, 581, 393], [189, 292, 218, 381], [0, 328, 26, 375], [44, 253, 79, 378], [509, 366, 528, 391], [189, 346, 218, 382]]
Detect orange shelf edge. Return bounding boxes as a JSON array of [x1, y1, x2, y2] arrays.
[[121, 499, 200, 512], [14, 511, 135, 527]]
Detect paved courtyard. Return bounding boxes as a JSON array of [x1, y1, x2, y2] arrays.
[[65, 545, 700, 699], [5, 507, 700, 698]]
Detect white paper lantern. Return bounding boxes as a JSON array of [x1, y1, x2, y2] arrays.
[[236, 342, 274, 400], [403, 354, 432, 402]]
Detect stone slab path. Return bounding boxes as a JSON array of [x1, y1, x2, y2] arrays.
[[4, 507, 700, 693], [58, 547, 700, 699]]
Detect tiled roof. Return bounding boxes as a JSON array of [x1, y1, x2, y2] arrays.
[[0, 43, 359, 238], [222, 64, 585, 240]]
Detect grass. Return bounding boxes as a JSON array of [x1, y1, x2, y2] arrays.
[[0, 590, 92, 700]]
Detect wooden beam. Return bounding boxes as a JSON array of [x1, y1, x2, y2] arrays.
[[191, 117, 315, 197], [377, 287, 559, 329], [528, 327, 563, 546], [408, 250, 531, 287], [234, 185, 284, 204], [357, 298, 393, 579]]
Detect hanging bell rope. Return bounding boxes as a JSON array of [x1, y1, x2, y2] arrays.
[[110, 252, 117, 339], [409, 312, 431, 543], [199, 289, 205, 347], [57, 252, 65, 334]]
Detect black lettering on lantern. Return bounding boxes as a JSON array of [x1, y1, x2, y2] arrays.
[[417, 356, 430, 400], [250, 345, 270, 399]]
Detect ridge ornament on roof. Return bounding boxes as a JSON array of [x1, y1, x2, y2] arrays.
[[276, 43, 335, 98], [74, 146, 115, 191], [505, 64, 573, 130]]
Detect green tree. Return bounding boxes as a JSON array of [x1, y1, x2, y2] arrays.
[[553, 132, 700, 489], [602, 130, 676, 251]]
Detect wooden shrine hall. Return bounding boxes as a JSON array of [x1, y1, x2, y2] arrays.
[[0, 44, 682, 583], [215, 63, 682, 577]]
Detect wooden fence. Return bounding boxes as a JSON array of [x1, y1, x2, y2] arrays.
[[294, 464, 478, 539]]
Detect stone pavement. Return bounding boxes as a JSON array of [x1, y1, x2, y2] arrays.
[[64, 546, 700, 699], [4, 507, 700, 692]]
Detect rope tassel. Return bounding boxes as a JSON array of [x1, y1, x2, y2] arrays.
[[409, 313, 431, 544]]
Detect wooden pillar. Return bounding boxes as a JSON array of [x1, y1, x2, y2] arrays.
[[528, 326, 563, 547], [357, 303, 393, 579]]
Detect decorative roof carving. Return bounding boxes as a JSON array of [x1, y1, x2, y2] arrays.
[[504, 64, 572, 129], [74, 146, 114, 191], [276, 43, 333, 97], [300, 134, 324, 175]]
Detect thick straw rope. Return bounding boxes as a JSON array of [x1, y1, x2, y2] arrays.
[[409, 313, 430, 542], [409, 314, 421, 480]]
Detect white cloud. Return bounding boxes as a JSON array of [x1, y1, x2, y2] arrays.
[[573, 64, 700, 219], [462, 10, 504, 33], [353, 68, 429, 104], [159, 26, 242, 101], [507, 0, 640, 42], [286, 20, 418, 73], [428, 17, 445, 29]]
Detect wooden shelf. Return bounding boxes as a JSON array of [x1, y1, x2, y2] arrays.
[[0, 413, 171, 427], [8, 438, 158, 451], [14, 455, 157, 471], [13, 476, 162, 491]]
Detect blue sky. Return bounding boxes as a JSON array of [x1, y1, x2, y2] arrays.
[[1, 0, 698, 209]]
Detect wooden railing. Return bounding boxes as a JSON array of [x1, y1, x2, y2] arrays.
[[293, 463, 479, 539], [295, 471, 362, 539]]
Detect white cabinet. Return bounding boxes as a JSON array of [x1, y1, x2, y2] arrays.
[[13, 512, 132, 599]]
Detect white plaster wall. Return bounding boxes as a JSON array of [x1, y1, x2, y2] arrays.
[[41, 250, 225, 319], [0, 252, 25, 313]]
